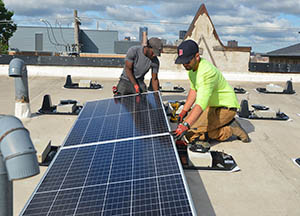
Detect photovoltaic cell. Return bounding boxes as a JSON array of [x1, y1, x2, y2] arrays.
[[76, 184, 107, 215], [109, 140, 133, 183], [78, 100, 98, 119], [21, 92, 196, 216], [37, 148, 78, 192], [103, 181, 132, 215], [159, 174, 193, 215], [132, 178, 160, 215], [64, 119, 90, 146], [133, 138, 156, 179], [21, 192, 57, 216], [81, 116, 105, 144]]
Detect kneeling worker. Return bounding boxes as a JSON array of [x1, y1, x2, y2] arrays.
[[172, 40, 249, 152], [114, 37, 163, 95]]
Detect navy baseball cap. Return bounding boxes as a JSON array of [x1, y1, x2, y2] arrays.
[[175, 40, 199, 64]]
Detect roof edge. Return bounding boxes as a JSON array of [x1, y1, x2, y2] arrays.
[[224, 46, 252, 52]]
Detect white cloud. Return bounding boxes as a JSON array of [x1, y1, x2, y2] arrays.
[[106, 5, 155, 21], [2, 0, 300, 53]]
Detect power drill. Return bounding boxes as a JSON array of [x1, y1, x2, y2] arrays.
[[169, 101, 185, 123]]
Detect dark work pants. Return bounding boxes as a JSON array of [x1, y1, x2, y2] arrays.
[[116, 78, 147, 95]]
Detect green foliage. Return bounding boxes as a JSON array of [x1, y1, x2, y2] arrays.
[[0, 0, 17, 53], [0, 42, 8, 54]]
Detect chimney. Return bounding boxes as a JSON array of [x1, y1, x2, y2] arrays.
[[227, 40, 238, 47], [179, 30, 187, 39]]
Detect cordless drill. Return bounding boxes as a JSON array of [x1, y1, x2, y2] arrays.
[[169, 101, 185, 123]]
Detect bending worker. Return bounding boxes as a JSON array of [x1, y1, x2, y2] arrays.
[[114, 37, 163, 95], [172, 40, 249, 152]]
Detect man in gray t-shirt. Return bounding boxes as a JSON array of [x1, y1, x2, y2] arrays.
[[115, 37, 163, 95]]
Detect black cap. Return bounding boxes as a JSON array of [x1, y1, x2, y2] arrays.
[[148, 37, 163, 56], [175, 40, 199, 64]]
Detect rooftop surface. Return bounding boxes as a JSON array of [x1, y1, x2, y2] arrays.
[[1, 75, 300, 216]]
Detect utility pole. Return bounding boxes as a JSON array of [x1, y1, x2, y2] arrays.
[[74, 10, 81, 54]]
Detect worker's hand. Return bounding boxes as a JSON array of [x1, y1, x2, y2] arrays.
[[177, 110, 188, 123], [172, 123, 189, 141], [134, 84, 140, 94], [112, 86, 118, 96]]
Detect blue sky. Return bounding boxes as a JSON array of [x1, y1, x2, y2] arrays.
[[3, 0, 300, 53]]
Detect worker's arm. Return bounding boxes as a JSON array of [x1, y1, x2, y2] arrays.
[[184, 104, 203, 127], [177, 89, 197, 123], [125, 60, 139, 92], [173, 89, 201, 140], [183, 89, 197, 111], [151, 72, 159, 91], [125, 60, 137, 86]]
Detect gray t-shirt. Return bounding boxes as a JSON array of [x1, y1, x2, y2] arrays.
[[120, 46, 159, 81]]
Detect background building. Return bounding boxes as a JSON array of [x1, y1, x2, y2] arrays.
[[249, 43, 300, 73], [9, 26, 118, 54], [265, 43, 300, 64], [114, 40, 141, 54], [139, 27, 148, 42]]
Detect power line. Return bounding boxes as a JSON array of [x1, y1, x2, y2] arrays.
[[40, 19, 67, 51], [56, 20, 68, 44]]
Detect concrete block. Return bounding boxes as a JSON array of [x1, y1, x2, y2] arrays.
[[56, 103, 76, 113], [188, 147, 212, 167], [266, 83, 284, 92], [79, 80, 91, 88], [253, 110, 277, 118], [162, 82, 173, 90]]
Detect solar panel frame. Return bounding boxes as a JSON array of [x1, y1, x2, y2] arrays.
[[20, 92, 197, 216]]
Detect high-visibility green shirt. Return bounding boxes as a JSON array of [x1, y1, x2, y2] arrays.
[[188, 58, 239, 110]]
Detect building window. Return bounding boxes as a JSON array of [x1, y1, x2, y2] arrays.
[[35, 33, 43, 51]]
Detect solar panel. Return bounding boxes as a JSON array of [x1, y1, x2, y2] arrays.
[[21, 92, 196, 216], [64, 92, 169, 146]]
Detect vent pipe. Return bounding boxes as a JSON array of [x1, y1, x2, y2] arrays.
[[8, 58, 31, 119], [0, 115, 40, 216]]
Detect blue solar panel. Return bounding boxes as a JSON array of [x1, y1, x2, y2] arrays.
[[21, 135, 195, 215], [64, 92, 169, 147], [21, 92, 196, 216]]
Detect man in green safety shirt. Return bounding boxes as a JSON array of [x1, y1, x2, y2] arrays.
[[172, 40, 249, 152]]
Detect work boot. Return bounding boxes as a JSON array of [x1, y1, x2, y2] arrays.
[[189, 139, 211, 153], [229, 119, 250, 142]]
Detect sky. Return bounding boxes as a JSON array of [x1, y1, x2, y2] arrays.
[[3, 0, 300, 53]]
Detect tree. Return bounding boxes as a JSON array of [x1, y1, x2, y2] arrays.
[[0, 0, 16, 54]]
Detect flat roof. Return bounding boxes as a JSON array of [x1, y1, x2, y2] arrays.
[[1, 76, 300, 216]]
